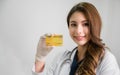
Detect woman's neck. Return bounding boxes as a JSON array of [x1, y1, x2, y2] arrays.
[[77, 45, 87, 62]]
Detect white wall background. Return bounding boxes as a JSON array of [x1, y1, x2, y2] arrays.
[[0, 0, 120, 75]]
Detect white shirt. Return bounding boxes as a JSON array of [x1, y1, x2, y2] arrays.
[[32, 48, 120, 75]]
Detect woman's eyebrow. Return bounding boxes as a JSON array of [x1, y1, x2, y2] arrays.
[[70, 21, 76, 23], [70, 20, 88, 23], [81, 20, 88, 23]]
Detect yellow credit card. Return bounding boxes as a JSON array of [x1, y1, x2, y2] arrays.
[[45, 34, 63, 46]]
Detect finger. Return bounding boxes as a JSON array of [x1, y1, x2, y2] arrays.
[[46, 46, 54, 50], [45, 33, 52, 37], [40, 35, 46, 39]]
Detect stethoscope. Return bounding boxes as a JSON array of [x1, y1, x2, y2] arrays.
[[54, 47, 78, 75]]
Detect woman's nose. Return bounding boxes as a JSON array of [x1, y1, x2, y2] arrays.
[[76, 25, 83, 34]]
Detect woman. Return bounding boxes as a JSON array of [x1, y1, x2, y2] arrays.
[[32, 2, 120, 75]]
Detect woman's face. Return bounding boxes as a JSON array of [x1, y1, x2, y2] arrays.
[[68, 11, 90, 46]]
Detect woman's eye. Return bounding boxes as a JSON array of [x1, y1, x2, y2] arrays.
[[83, 23, 89, 26], [71, 24, 77, 27]]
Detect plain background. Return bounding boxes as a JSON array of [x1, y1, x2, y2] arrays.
[[0, 0, 120, 75]]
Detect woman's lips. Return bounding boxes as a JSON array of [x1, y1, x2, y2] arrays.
[[74, 36, 85, 41]]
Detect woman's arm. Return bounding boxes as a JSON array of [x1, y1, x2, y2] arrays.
[[35, 60, 45, 73], [33, 34, 53, 73]]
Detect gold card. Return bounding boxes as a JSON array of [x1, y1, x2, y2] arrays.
[[45, 34, 63, 46]]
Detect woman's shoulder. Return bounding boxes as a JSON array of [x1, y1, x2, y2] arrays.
[[100, 48, 119, 68], [102, 48, 119, 66], [103, 48, 116, 62], [45, 47, 71, 66], [96, 48, 120, 75]]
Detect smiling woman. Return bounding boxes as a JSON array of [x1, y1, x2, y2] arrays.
[[32, 2, 120, 75], [66, 2, 105, 75]]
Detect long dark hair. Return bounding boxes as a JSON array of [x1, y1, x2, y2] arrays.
[[67, 2, 104, 75]]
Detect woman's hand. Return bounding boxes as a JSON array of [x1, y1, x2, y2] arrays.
[[35, 34, 53, 72], [35, 34, 53, 61]]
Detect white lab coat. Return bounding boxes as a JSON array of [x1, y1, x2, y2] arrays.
[[32, 48, 120, 75]]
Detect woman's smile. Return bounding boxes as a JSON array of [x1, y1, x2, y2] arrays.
[[74, 36, 85, 41]]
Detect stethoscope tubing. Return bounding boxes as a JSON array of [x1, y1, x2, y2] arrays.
[[54, 47, 78, 75]]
